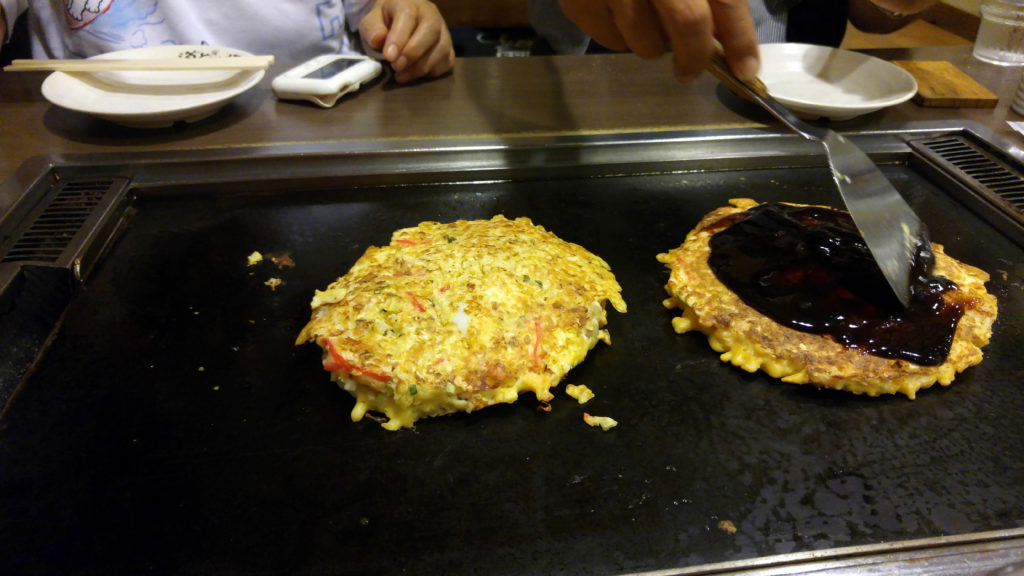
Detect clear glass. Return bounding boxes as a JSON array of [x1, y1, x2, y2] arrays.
[[974, 0, 1024, 65]]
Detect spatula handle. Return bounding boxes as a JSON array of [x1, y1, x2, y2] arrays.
[[706, 44, 769, 99]]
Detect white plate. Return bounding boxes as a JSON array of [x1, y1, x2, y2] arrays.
[[41, 45, 265, 128], [757, 43, 917, 121]]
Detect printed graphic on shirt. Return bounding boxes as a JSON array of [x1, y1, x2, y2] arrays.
[[316, 0, 343, 41], [64, 0, 115, 29], [63, 0, 167, 51]]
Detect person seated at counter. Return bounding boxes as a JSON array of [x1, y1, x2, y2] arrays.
[[0, 0, 454, 84], [529, 0, 940, 82]]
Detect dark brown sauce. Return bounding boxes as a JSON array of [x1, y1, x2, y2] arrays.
[[707, 203, 962, 365]]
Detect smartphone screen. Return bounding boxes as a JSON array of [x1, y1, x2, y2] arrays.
[[303, 58, 362, 80]]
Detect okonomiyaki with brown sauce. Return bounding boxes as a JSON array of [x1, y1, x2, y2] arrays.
[[297, 215, 627, 430], [657, 198, 997, 398]]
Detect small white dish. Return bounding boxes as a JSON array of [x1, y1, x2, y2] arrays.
[[757, 43, 917, 121], [41, 45, 265, 128]]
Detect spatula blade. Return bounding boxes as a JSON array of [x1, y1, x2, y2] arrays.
[[820, 130, 925, 307]]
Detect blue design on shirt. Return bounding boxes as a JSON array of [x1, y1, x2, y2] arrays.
[[67, 0, 164, 49], [316, 0, 344, 40]]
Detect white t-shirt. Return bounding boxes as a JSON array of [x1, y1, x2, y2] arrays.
[[2, 0, 375, 60]]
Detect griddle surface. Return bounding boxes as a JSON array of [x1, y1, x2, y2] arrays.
[[2, 166, 1023, 575]]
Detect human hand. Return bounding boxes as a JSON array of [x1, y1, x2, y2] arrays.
[[848, 0, 939, 33], [359, 0, 455, 84], [557, 0, 760, 82], [869, 0, 939, 14]]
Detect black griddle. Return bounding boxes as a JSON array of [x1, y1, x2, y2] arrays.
[[1, 128, 1023, 575]]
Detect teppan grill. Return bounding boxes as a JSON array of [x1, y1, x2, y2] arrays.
[[1, 122, 1022, 575]]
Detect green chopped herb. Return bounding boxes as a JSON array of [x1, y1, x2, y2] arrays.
[[523, 274, 531, 283], [535, 280, 544, 288], [447, 236, 457, 243], [409, 384, 419, 396]]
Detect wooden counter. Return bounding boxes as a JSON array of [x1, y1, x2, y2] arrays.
[[1, 45, 1022, 191]]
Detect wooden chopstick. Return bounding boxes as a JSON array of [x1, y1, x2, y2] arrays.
[[3, 55, 274, 72]]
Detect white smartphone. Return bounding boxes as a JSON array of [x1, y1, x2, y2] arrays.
[[271, 54, 383, 108]]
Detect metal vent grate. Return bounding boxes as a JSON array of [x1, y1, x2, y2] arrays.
[[915, 135, 1024, 215], [1, 180, 117, 264]]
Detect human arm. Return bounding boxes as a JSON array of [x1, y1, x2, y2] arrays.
[[556, 0, 760, 82], [1, 4, 7, 55], [848, 0, 940, 34], [358, 0, 454, 84]]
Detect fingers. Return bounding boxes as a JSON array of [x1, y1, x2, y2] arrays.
[[607, 1, 670, 59], [709, 0, 760, 80], [561, 0, 710, 72], [651, 0, 715, 82], [560, 0, 759, 83], [378, 0, 419, 63], [393, 33, 454, 83], [558, 0, 629, 52], [366, 0, 454, 83], [357, 5, 389, 54]]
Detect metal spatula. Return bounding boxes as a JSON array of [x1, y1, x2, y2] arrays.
[[707, 49, 927, 307]]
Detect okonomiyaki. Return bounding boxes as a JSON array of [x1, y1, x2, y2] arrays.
[[657, 198, 997, 398], [297, 215, 627, 429]]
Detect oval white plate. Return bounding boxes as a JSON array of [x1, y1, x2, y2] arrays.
[[757, 43, 917, 121], [41, 45, 265, 128]]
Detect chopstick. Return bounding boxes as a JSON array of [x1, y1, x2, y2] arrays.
[[3, 55, 274, 72]]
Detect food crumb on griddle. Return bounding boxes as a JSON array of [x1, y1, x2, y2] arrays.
[[566, 383, 595, 404], [271, 254, 296, 269], [265, 278, 283, 291], [718, 520, 737, 534], [583, 412, 617, 431], [247, 251, 263, 267]]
